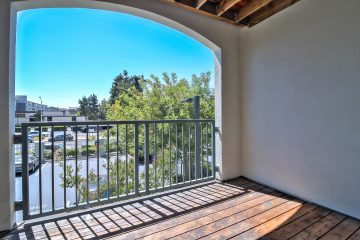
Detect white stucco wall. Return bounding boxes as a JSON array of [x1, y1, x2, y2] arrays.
[[0, 0, 15, 231], [0, 0, 242, 230], [239, 0, 360, 219]]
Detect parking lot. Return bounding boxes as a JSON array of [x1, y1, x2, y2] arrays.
[[15, 130, 131, 216], [15, 155, 138, 215]]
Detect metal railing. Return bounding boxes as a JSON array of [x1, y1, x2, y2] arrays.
[[18, 119, 215, 220]]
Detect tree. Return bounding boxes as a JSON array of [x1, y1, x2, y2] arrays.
[[78, 96, 89, 117], [88, 94, 99, 120], [109, 70, 144, 105], [61, 71, 214, 201], [32, 110, 42, 121], [98, 99, 109, 120], [77, 94, 99, 120], [107, 71, 214, 120]]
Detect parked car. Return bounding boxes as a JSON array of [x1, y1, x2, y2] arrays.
[[42, 132, 51, 140], [28, 131, 47, 142], [28, 131, 39, 138], [76, 125, 113, 133], [48, 134, 74, 142], [15, 155, 39, 173]]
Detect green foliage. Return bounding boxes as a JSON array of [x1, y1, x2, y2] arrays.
[[109, 70, 144, 105], [32, 110, 42, 121], [98, 99, 109, 120], [107, 72, 214, 120], [59, 70, 214, 202], [78, 94, 99, 120], [80, 145, 96, 156]]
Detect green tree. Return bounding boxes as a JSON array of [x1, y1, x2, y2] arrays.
[[32, 110, 42, 121], [60, 71, 214, 201], [107, 71, 214, 120], [88, 94, 99, 120], [98, 99, 109, 120], [109, 70, 144, 105], [77, 94, 100, 120]]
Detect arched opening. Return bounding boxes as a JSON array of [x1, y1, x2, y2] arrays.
[[10, 0, 222, 223]]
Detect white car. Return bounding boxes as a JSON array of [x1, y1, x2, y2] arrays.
[[15, 155, 39, 173]]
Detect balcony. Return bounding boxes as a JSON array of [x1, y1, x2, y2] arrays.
[[1, 0, 360, 237], [10, 120, 360, 239], [3, 177, 360, 239]]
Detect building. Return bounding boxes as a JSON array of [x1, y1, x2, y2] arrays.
[[42, 109, 86, 122], [15, 95, 85, 124]]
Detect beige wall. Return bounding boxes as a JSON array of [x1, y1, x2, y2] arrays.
[[239, 0, 360, 219]]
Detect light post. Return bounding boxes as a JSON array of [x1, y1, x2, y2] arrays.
[[181, 96, 201, 180], [180, 96, 200, 119], [38, 96, 43, 122]]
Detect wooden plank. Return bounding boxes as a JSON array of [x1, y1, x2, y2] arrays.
[[235, 0, 271, 23], [147, 193, 285, 239], [246, 0, 300, 27], [319, 218, 360, 240], [171, 195, 290, 240], [160, 0, 244, 26], [203, 199, 303, 239], [233, 203, 317, 240], [262, 207, 331, 239], [110, 188, 273, 240], [196, 0, 208, 9], [348, 228, 360, 240], [290, 212, 346, 240], [217, 0, 242, 16]]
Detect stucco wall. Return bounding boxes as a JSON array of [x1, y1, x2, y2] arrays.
[[0, 0, 15, 231], [239, 0, 360, 219], [0, 0, 242, 230]]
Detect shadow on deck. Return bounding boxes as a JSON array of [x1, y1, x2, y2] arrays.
[[1, 177, 360, 240]]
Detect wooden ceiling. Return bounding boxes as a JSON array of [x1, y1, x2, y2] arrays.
[[163, 0, 300, 27]]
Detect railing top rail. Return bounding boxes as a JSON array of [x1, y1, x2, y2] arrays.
[[21, 119, 215, 127]]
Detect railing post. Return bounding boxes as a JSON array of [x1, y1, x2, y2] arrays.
[[21, 125, 29, 220], [134, 123, 139, 195], [182, 124, 188, 182], [193, 96, 201, 180], [144, 123, 150, 193], [194, 122, 201, 180]]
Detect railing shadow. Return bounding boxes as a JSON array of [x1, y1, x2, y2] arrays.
[[2, 178, 263, 240]]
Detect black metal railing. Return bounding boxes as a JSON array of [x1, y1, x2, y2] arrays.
[[18, 119, 215, 220]]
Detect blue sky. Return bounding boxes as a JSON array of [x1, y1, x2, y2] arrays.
[[16, 8, 214, 108]]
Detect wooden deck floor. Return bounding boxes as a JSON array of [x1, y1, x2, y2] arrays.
[[2, 178, 360, 240]]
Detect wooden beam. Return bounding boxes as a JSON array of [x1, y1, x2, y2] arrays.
[[235, 0, 271, 23], [161, 0, 244, 26], [217, 0, 241, 16], [196, 0, 208, 9], [247, 0, 300, 26]]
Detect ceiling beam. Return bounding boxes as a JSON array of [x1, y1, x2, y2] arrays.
[[247, 0, 300, 26], [217, 0, 241, 16], [235, 0, 272, 23], [196, 0, 208, 9], [161, 0, 242, 26]]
